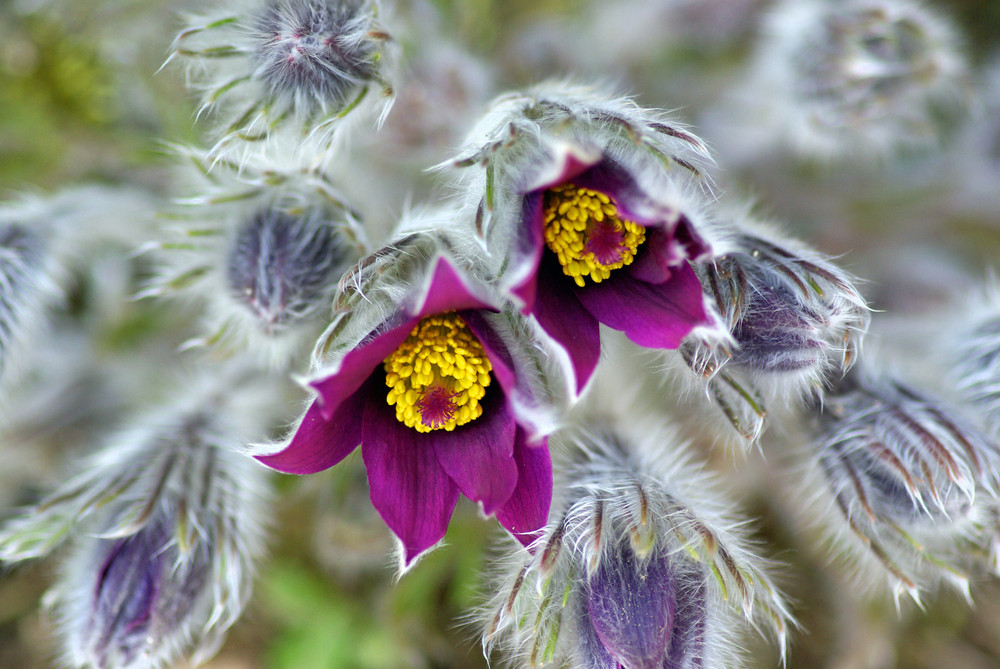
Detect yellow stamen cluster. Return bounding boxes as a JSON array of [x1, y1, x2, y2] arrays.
[[383, 313, 493, 433], [543, 184, 647, 287]]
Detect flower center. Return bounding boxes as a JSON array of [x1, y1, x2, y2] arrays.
[[383, 313, 493, 433], [542, 184, 647, 288]]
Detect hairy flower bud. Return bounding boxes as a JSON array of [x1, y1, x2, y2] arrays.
[[727, 0, 968, 160], [0, 373, 272, 669], [168, 0, 394, 156], [680, 219, 869, 443], [807, 364, 1000, 597], [483, 427, 792, 668], [952, 290, 1000, 440], [141, 145, 362, 368]]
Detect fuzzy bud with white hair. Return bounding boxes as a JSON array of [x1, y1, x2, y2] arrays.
[[483, 426, 793, 668], [806, 363, 1000, 600], [679, 216, 870, 443], [0, 371, 273, 669], [167, 0, 394, 159], [139, 145, 363, 369]]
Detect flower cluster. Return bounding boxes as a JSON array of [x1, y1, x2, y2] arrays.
[[3, 0, 1000, 668]]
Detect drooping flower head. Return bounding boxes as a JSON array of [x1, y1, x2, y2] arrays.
[[483, 426, 793, 668], [804, 362, 1000, 599], [0, 371, 272, 669], [741, 0, 969, 159], [679, 214, 870, 443], [140, 145, 363, 368], [444, 83, 724, 393], [167, 0, 394, 156], [254, 228, 575, 566]]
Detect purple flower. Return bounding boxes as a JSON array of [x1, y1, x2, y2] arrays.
[[446, 85, 721, 393], [257, 256, 553, 564], [509, 150, 714, 391]]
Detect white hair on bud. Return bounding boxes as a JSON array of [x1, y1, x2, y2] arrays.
[[0, 366, 274, 669], [793, 356, 1000, 602], [671, 208, 870, 445], [166, 0, 396, 162], [727, 0, 970, 162], [139, 144, 364, 370], [0, 185, 161, 391], [480, 423, 794, 668]]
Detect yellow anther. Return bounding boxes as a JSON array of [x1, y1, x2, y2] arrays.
[[383, 313, 493, 433], [543, 183, 647, 287]]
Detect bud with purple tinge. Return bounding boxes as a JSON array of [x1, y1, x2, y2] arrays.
[[140, 145, 362, 368], [805, 363, 1000, 598], [483, 426, 792, 668], [680, 217, 869, 443], [0, 372, 272, 669], [167, 0, 394, 156]]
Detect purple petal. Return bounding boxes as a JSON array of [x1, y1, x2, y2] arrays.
[[459, 310, 517, 392], [532, 260, 601, 392], [588, 544, 676, 669], [509, 194, 546, 309], [629, 227, 683, 285], [431, 390, 518, 516], [630, 216, 714, 285], [495, 431, 552, 546], [416, 255, 495, 317], [256, 388, 365, 474], [663, 576, 707, 669], [577, 597, 619, 669], [362, 399, 460, 565], [572, 159, 672, 227], [310, 325, 413, 421], [575, 261, 708, 349]]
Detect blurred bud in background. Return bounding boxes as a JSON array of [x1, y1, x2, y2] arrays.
[[712, 0, 970, 164], [0, 369, 273, 669]]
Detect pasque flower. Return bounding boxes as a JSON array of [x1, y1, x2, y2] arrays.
[[484, 426, 792, 668], [256, 248, 560, 565], [446, 83, 722, 392], [0, 374, 271, 669], [807, 363, 1000, 597], [678, 217, 870, 443]]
